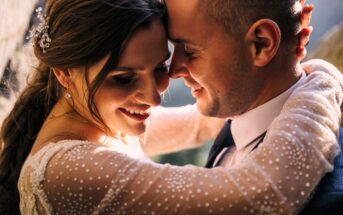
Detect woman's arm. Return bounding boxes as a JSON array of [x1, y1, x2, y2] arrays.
[[40, 66, 342, 214], [142, 105, 225, 156]]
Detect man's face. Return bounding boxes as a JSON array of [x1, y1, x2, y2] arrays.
[[166, 0, 261, 118]]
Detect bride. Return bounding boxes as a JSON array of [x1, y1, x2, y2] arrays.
[[0, 0, 341, 214]]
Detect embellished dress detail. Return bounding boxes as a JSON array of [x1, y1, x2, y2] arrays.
[[18, 67, 343, 214]]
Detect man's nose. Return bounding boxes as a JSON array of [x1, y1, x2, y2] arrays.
[[169, 45, 189, 79]]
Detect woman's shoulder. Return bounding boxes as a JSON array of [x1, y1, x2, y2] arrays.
[[24, 140, 96, 169], [18, 139, 105, 214]]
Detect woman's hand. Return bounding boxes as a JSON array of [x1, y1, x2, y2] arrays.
[[297, 0, 314, 61]]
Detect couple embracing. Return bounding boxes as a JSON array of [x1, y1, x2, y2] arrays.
[[0, 0, 342, 214]]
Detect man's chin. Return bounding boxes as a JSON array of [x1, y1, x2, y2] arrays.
[[196, 101, 219, 117], [196, 100, 242, 118]]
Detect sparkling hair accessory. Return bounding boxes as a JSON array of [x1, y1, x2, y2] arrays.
[[26, 7, 51, 53]]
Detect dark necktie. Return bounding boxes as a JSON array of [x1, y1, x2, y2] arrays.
[[205, 120, 235, 168]]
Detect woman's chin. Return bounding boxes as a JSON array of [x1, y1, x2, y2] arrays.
[[122, 123, 147, 137]]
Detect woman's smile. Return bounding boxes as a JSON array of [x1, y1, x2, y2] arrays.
[[118, 107, 151, 121]]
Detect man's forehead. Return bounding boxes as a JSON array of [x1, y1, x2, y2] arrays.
[[165, 0, 202, 25], [165, 0, 205, 46], [167, 25, 205, 48], [164, 0, 199, 11]]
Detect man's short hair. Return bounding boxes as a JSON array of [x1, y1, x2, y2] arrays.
[[200, 0, 301, 47]]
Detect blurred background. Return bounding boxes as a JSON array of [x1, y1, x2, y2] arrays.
[[1, 0, 342, 166]]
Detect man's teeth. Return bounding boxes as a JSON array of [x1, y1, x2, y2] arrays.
[[124, 108, 149, 115]]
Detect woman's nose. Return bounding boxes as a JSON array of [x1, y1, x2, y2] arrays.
[[136, 77, 161, 107]]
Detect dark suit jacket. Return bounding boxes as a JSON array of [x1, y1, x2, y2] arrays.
[[300, 127, 343, 215]]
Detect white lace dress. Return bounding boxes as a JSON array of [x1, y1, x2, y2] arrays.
[[18, 63, 343, 215]]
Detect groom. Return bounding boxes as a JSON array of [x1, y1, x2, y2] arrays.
[[164, 0, 343, 214]]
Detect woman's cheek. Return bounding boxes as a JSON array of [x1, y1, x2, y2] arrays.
[[95, 85, 133, 111]]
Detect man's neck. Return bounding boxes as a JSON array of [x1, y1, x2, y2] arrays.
[[246, 63, 302, 113], [231, 70, 305, 151]]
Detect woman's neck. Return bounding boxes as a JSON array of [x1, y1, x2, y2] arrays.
[[34, 99, 106, 147]]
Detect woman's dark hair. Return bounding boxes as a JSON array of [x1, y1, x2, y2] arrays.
[[0, 0, 165, 214]]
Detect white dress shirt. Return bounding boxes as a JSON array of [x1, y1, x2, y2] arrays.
[[214, 72, 306, 167]]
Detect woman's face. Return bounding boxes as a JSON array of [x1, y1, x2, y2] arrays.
[[70, 19, 170, 136]]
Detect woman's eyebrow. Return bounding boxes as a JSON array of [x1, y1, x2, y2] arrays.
[[107, 67, 136, 76], [111, 67, 136, 72], [109, 52, 171, 74]]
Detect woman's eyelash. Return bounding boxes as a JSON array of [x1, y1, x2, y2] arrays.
[[155, 64, 170, 73], [109, 64, 169, 84], [111, 75, 134, 84]]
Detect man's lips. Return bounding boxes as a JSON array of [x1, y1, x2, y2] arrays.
[[184, 81, 203, 95], [191, 86, 204, 98], [119, 108, 150, 121], [191, 86, 203, 91]]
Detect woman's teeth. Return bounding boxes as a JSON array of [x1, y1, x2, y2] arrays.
[[120, 108, 151, 121], [123, 108, 149, 115]]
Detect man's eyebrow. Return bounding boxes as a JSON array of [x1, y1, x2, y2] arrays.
[[169, 37, 194, 45], [167, 32, 197, 45]]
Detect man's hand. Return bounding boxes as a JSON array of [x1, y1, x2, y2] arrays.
[[297, 0, 314, 61]]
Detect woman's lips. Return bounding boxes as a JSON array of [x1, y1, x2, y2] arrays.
[[119, 108, 150, 121]]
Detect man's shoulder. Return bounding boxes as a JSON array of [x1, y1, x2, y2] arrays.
[[300, 126, 343, 215]]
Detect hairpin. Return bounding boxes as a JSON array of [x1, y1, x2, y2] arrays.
[[26, 7, 52, 54]]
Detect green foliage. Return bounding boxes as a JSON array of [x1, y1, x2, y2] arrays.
[[153, 141, 212, 166]]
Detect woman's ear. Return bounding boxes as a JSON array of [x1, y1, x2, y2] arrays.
[[52, 68, 72, 89], [245, 19, 281, 67]]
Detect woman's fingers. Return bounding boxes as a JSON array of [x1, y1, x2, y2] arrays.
[[296, 26, 313, 61], [301, 4, 314, 28], [300, 0, 306, 7], [297, 3, 314, 61]]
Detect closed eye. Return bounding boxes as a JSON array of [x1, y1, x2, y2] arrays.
[[110, 74, 135, 85], [184, 45, 196, 58]]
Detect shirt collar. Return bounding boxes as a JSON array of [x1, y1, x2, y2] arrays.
[[230, 72, 306, 150]]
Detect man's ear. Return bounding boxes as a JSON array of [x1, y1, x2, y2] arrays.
[[52, 68, 72, 89], [245, 19, 281, 67]]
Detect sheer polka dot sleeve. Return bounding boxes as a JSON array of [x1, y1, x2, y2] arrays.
[[143, 105, 225, 156]]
